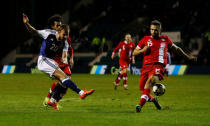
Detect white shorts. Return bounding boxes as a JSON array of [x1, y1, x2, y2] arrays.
[[37, 56, 58, 77]]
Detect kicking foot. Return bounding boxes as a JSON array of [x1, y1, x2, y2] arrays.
[[136, 105, 142, 113], [153, 97, 162, 110], [80, 89, 95, 99]]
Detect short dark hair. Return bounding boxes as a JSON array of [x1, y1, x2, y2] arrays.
[[47, 14, 62, 28], [151, 20, 161, 27]]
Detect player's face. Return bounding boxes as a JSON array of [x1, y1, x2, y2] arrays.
[[52, 21, 62, 31], [150, 25, 161, 38], [59, 29, 69, 40], [125, 34, 132, 42]]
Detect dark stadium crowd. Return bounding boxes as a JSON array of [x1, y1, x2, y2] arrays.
[[11, 0, 210, 65]]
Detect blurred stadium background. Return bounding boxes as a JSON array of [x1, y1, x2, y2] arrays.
[[5, 0, 210, 74]]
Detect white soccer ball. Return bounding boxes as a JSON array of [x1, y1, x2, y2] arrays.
[[152, 83, 166, 96]]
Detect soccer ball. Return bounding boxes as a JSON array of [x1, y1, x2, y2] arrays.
[[152, 83, 166, 96]]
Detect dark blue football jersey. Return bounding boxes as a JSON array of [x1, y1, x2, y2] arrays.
[[40, 34, 65, 59]]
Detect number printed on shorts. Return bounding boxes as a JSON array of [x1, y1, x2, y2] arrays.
[[155, 69, 160, 74]]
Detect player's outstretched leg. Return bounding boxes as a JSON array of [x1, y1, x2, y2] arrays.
[[152, 96, 162, 110], [80, 89, 95, 99], [61, 78, 95, 99], [147, 94, 162, 110]]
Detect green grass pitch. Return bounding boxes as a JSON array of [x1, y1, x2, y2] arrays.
[[0, 74, 210, 126]]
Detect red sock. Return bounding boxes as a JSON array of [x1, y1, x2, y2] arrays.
[[123, 73, 128, 85], [115, 73, 123, 84], [148, 94, 155, 102], [47, 82, 57, 98], [139, 89, 151, 106]]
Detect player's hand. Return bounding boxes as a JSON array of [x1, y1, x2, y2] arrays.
[[142, 46, 149, 52], [111, 53, 115, 59], [132, 59, 135, 64], [69, 57, 74, 68], [23, 13, 29, 24], [118, 51, 120, 57], [188, 55, 197, 62]]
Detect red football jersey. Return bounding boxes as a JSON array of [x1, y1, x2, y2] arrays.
[[137, 35, 173, 66], [113, 41, 135, 60], [54, 36, 73, 66]]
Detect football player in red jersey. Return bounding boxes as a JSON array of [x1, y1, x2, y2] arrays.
[[133, 20, 196, 112], [111, 33, 135, 90]]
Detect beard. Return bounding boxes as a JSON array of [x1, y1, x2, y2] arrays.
[[152, 34, 159, 39]]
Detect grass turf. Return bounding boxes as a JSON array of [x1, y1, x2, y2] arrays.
[[0, 74, 210, 126]]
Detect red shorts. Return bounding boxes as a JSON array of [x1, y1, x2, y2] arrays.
[[139, 64, 165, 91], [119, 59, 129, 70]]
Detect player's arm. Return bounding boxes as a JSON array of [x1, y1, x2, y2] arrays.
[[68, 47, 74, 68], [22, 13, 39, 35], [131, 43, 136, 64], [131, 55, 135, 64], [111, 43, 121, 59], [132, 46, 149, 56], [170, 44, 197, 61], [62, 40, 69, 64], [68, 44, 74, 68], [61, 51, 68, 64], [69, 56, 74, 68]]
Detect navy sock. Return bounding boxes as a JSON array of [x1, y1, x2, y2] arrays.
[[52, 84, 62, 101], [61, 78, 81, 94], [52, 84, 67, 101]]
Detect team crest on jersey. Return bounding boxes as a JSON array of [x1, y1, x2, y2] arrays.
[[123, 45, 125, 50], [147, 39, 153, 47]]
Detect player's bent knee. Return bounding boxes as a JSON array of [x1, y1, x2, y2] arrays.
[[53, 69, 68, 81], [150, 75, 159, 84], [148, 75, 157, 84]]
